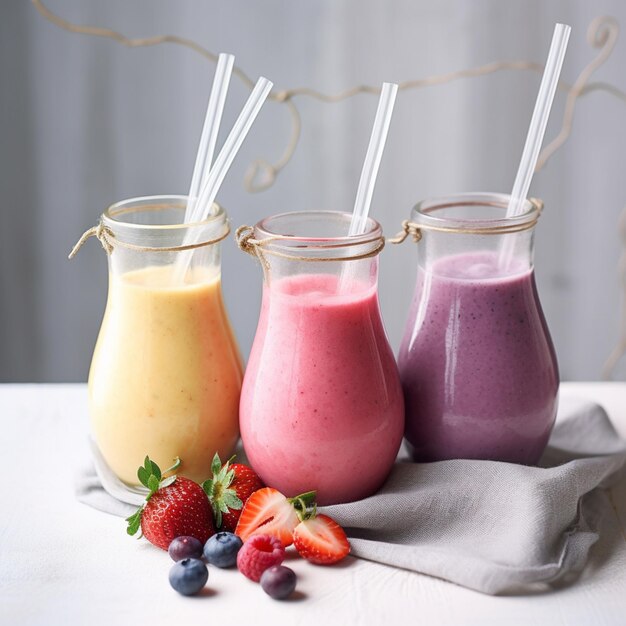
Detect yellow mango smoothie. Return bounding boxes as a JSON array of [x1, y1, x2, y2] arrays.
[[89, 264, 243, 485]]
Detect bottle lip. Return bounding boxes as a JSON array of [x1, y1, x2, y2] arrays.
[[411, 192, 542, 232], [254, 210, 383, 250], [102, 195, 226, 231]]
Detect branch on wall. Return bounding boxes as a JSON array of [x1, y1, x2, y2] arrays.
[[32, 1, 624, 189]]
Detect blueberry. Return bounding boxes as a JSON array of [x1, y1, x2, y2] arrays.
[[203, 532, 243, 568], [168, 536, 204, 562], [260, 565, 297, 600], [168, 558, 208, 596]]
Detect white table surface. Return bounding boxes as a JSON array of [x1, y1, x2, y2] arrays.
[[1, 382, 625, 626]]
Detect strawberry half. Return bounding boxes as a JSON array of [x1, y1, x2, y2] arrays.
[[202, 453, 264, 532], [293, 514, 350, 565], [125, 456, 215, 551], [235, 488, 316, 547]]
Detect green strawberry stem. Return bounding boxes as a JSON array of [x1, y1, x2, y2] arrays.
[[289, 490, 317, 522], [202, 452, 243, 529], [125, 455, 181, 537]]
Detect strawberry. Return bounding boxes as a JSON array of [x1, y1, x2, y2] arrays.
[[293, 514, 350, 565], [202, 453, 264, 532], [235, 488, 316, 547], [125, 456, 215, 551]]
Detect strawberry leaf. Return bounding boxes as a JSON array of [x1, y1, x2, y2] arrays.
[[147, 474, 160, 493], [219, 465, 230, 489], [149, 460, 161, 481], [159, 476, 176, 489], [137, 466, 150, 488], [211, 453, 222, 476], [135, 455, 180, 503], [138, 456, 163, 495], [222, 491, 243, 510], [126, 508, 143, 536], [224, 469, 235, 487]]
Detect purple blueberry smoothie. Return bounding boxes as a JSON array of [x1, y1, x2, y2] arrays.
[[398, 251, 559, 464]]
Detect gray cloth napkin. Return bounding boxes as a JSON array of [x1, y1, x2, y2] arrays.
[[76, 396, 626, 595]]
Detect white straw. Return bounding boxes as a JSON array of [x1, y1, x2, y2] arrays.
[[173, 76, 273, 283], [499, 23, 570, 270], [184, 53, 234, 225], [194, 77, 273, 219], [348, 82, 398, 236], [505, 23, 571, 219], [338, 82, 397, 294]]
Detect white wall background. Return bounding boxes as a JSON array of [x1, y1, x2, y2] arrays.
[[1, 0, 626, 382]]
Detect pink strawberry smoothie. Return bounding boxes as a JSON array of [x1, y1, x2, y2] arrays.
[[398, 251, 559, 464], [240, 273, 404, 505]]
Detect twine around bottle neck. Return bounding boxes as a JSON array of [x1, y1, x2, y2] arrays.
[[235, 224, 386, 270], [68, 219, 231, 259], [389, 198, 544, 244]]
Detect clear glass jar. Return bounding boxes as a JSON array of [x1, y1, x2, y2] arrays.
[[398, 192, 559, 464], [88, 195, 243, 485], [238, 211, 404, 505]]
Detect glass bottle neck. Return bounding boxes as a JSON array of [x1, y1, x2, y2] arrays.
[[101, 195, 228, 283], [410, 193, 541, 278], [249, 210, 384, 295]]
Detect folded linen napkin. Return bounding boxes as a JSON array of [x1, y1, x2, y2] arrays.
[[76, 396, 626, 595]]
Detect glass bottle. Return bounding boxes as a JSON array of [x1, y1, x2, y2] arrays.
[[398, 192, 559, 464], [238, 211, 404, 505], [88, 195, 243, 485]]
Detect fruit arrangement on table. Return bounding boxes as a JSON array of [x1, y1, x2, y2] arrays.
[[125, 454, 351, 600]]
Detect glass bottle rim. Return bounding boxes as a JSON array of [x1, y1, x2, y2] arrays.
[[254, 210, 383, 250], [411, 192, 541, 232], [102, 194, 226, 231]]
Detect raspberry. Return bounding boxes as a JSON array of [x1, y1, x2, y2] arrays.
[[236, 534, 286, 582]]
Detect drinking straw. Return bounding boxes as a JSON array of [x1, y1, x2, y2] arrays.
[[338, 82, 397, 293], [499, 23, 571, 268], [183, 53, 235, 225], [173, 76, 273, 283], [171, 53, 234, 284], [348, 82, 399, 236], [194, 77, 273, 219]]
